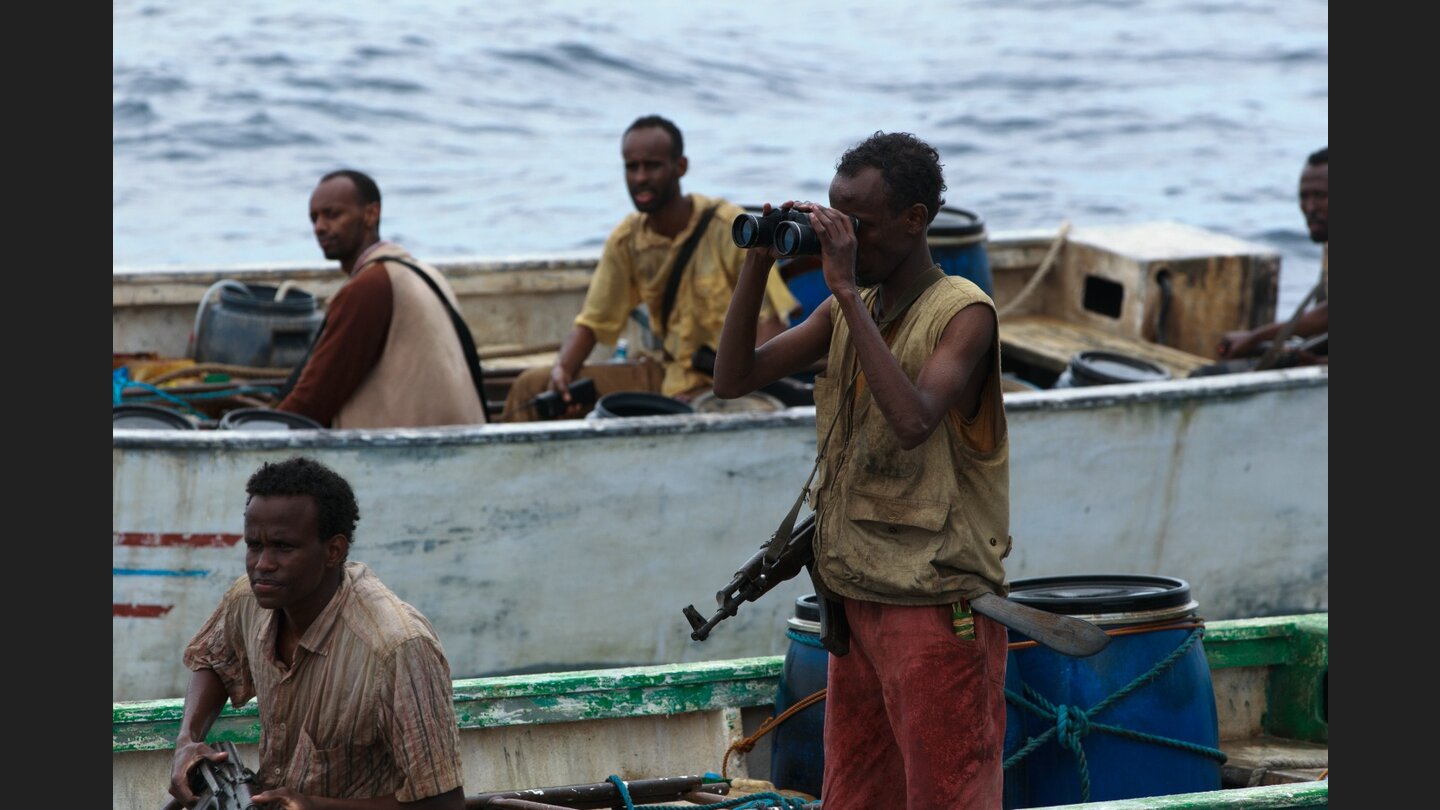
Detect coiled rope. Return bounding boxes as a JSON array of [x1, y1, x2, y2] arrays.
[[1003, 626, 1227, 802]]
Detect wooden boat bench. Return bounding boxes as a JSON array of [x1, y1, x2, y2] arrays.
[[1219, 735, 1328, 787], [999, 314, 1213, 380]]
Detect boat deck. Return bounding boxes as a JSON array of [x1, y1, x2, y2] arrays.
[[999, 314, 1213, 379]]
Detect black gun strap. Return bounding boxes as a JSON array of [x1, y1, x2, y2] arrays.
[[762, 264, 947, 563], [659, 204, 718, 338], [381, 256, 491, 422]]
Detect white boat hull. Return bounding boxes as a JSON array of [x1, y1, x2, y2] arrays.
[[113, 367, 1327, 701]]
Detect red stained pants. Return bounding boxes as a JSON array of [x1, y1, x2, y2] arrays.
[[820, 597, 1008, 809]]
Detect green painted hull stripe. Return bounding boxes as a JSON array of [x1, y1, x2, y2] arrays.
[[114, 612, 1329, 808]]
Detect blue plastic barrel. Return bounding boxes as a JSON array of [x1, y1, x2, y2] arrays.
[[929, 206, 993, 296], [770, 594, 828, 798], [1001, 575, 1222, 808]]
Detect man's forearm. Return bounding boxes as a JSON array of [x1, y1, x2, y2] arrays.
[[1292, 301, 1328, 339], [554, 325, 597, 377], [713, 252, 776, 396], [176, 669, 229, 746]]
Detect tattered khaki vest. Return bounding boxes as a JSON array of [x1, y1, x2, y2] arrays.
[[810, 273, 1011, 605], [333, 245, 486, 429]]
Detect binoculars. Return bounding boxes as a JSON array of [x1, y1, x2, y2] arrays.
[[731, 208, 860, 257]]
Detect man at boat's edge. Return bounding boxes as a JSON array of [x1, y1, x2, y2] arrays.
[[712, 131, 1012, 808], [542, 114, 800, 412], [1216, 146, 1329, 365], [168, 456, 466, 810], [274, 169, 488, 428]]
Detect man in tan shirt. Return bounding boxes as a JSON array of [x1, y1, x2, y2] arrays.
[[713, 132, 1009, 809], [169, 456, 465, 809]]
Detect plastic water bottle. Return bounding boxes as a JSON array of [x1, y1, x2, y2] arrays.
[[613, 338, 629, 362]]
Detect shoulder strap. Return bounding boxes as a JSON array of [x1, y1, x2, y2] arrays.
[[660, 204, 719, 333], [277, 318, 324, 400], [373, 256, 491, 423]]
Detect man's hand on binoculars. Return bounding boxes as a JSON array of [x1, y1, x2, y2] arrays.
[[795, 202, 860, 296]]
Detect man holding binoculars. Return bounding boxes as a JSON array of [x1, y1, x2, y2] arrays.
[[546, 115, 798, 408], [713, 131, 1011, 809]]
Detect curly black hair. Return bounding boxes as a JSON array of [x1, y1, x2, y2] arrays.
[[835, 131, 947, 223], [1307, 147, 1327, 166], [245, 456, 360, 545]]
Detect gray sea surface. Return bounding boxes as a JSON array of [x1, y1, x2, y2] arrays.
[[113, 0, 1328, 313]]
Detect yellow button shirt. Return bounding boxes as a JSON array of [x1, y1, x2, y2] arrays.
[[575, 192, 800, 396]]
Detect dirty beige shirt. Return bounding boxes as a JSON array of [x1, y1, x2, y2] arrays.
[[183, 562, 463, 802], [810, 273, 1011, 605]]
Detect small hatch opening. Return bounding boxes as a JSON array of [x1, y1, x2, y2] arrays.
[[1082, 275, 1124, 318]]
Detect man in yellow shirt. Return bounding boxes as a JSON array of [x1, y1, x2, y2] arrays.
[[548, 115, 799, 403]]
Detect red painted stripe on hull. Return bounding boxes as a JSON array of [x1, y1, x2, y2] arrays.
[[113, 603, 174, 618], [113, 532, 242, 548]]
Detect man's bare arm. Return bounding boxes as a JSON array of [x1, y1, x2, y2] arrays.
[[714, 205, 831, 397]]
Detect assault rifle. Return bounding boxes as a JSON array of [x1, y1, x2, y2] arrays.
[[682, 513, 852, 655], [683, 513, 1111, 659], [162, 741, 264, 810]]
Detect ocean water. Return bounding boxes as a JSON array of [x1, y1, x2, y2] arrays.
[[113, 0, 1328, 313]]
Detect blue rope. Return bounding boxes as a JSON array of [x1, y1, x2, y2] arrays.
[[604, 775, 815, 809], [113, 370, 208, 417], [124, 385, 280, 402], [785, 628, 825, 649], [1002, 627, 1228, 803]]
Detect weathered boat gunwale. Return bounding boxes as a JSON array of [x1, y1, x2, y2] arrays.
[[114, 614, 1326, 748], [111, 367, 1327, 451]]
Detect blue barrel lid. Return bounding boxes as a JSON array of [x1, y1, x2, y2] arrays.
[[1006, 574, 1193, 615], [929, 206, 985, 237]]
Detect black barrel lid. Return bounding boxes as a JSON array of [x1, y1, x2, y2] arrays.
[[219, 408, 324, 430], [593, 391, 694, 418], [928, 206, 985, 237], [113, 403, 197, 430], [795, 594, 820, 622], [1069, 350, 1172, 385], [1006, 574, 1192, 615]]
